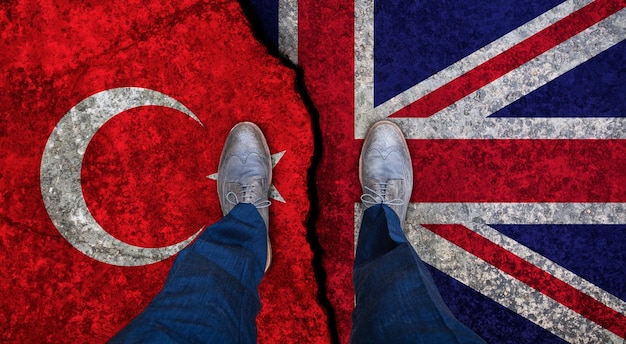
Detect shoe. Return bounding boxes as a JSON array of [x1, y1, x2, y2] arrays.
[[359, 120, 413, 227], [217, 122, 272, 270]]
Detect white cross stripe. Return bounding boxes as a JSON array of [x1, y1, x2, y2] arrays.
[[354, 0, 626, 139], [278, 0, 298, 64]]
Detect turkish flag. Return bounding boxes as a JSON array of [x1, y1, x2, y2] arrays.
[[0, 0, 327, 342]]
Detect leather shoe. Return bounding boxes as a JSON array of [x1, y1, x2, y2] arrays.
[[217, 122, 272, 270], [359, 120, 413, 227]]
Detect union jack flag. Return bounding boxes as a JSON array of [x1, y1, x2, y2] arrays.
[[248, 0, 626, 342]]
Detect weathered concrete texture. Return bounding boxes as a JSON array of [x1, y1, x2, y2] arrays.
[[296, 0, 626, 342], [0, 0, 327, 342]]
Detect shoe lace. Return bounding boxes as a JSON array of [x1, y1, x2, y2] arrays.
[[360, 183, 404, 207], [226, 184, 271, 209]]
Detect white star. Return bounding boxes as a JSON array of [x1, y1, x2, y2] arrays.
[[207, 151, 286, 203]]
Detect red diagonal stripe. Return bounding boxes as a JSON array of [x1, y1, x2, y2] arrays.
[[423, 224, 626, 339], [390, 0, 626, 118]]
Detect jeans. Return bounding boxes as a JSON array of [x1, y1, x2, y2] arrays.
[[351, 204, 485, 343], [111, 203, 484, 343]]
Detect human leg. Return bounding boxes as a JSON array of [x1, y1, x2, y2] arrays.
[[351, 204, 485, 343], [110, 122, 272, 343], [351, 121, 484, 343], [110, 203, 268, 343]]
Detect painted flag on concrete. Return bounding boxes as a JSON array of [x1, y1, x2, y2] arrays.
[[0, 0, 328, 342], [247, 0, 626, 342]]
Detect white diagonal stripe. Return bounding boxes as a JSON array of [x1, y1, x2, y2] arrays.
[[393, 9, 626, 139], [373, 0, 593, 119], [354, 202, 626, 343], [411, 223, 623, 344], [463, 222, 626, 314]]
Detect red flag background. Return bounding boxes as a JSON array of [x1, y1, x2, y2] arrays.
[[0, 0, 328, 342]]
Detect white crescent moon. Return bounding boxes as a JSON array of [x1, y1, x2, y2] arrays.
[[40, 87, 204, 266]]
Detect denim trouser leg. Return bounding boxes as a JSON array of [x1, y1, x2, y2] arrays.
[[110, 203, 267, 344], [350, 204, 485, 344]]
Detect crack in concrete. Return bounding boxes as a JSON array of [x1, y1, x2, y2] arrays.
[[236, 1, 340, 342]]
